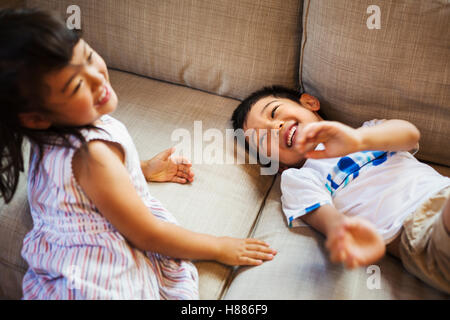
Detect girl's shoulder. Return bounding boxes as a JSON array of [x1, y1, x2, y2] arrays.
[[77, 115, 129, 147], [28, 115, 131, 186]]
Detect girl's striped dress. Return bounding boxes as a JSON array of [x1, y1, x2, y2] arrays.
[[21, 115, 199, 299]]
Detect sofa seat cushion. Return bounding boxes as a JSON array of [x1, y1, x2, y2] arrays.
[[0, 69, 274, 299], [223, 175, 449, 299]]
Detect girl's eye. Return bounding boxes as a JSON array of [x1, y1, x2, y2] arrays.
[[271, 106, 279, 118], [87, 51, 94, 63]]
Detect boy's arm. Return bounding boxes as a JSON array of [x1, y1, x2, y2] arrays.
[[296, 119, 420, 159], [356, 119, 420, 152], [300, 204, 346, 236], [300, 204, 386, 268]]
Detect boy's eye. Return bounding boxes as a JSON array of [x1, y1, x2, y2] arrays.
[[271, 105, 279, 118], [87, 51, 94, 63]]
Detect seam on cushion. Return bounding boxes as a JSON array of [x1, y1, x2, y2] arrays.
[[246, 175, 278, 239], [109, 67, 243, 102], [299, 0, 310, 92], [218, 174, 277, 300]]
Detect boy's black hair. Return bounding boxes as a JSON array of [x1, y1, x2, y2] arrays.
[[231, 85, 304, 130]]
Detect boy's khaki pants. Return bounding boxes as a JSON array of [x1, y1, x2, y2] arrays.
[[399, 186, 450, 294]]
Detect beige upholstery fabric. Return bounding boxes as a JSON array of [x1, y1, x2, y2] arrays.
[[0, 169, 32, 300], [0, 69, 274, 299], [224, 175, 449, 299], [300, 0, 450, 166], [26, 0, 302, 100], [109, 70, 274, 299], [1, 0, 25, 8]]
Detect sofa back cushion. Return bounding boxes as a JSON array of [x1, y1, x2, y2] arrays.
[[300, 0, 450, 166], [1, 0, 25, 8], [26, 0, 302, 100]]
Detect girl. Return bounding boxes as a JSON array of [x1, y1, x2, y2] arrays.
[[0, 8, 276, 299]]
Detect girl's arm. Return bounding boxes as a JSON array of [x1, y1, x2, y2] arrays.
[[72, 140, 276, 266]]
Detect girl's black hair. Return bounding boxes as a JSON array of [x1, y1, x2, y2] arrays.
[[0, 8, 99, 203]]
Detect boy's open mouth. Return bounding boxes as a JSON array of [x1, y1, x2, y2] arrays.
[[285, 123, 298, 148]]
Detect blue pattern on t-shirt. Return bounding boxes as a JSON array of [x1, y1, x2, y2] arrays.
[[325, 150, 393, 196]]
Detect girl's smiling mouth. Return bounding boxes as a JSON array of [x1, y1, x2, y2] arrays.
[[96, 84, 110, 106]]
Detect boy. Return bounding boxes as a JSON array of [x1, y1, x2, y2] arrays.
[[231, 85, 450, 294]]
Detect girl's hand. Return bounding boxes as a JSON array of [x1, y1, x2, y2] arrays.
[[141, 147, 194, 183], [325, 216, 386, 269], [216, 237, 277, 266], [295, 121, 363, 159]]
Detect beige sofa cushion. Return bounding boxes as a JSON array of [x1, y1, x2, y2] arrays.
[[27, 0, 302, 100], [0, 170, 32, 300], [224, 175, 449, 299], [109, 70, 274, 299], [300, 0, 450, 166], [1, 0, 25, 8], [0, 69, 274, 299]]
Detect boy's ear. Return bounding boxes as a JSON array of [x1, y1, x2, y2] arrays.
[[18, 112, 52, 130], [300, 93, 320, 112]]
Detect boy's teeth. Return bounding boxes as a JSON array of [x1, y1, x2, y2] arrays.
[[287, 126, 297, 147]]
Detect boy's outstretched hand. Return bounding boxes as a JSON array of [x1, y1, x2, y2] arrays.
[[141, 147, 194, 184], [325, 216, 386, 269], [295, 121, 362, 159]]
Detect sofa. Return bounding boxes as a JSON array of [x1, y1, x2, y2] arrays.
[[1, 0, 449, 300]]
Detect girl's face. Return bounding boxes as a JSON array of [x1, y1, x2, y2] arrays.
[[23, 38, 118, 128]]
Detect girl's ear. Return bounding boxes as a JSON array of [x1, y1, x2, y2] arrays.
[[299, 93, 320, 112], [18, 112, 52, 130]]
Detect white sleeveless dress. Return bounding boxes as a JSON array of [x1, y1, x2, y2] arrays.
[[21, 115, 199, 299]]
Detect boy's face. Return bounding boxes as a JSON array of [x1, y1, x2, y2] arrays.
[[243, 94, 322, 166]]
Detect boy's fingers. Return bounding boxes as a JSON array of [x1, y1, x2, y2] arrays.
[[338, 249, 347, 263], [345, 255, 359, 269], [329, 248, 344, 263]]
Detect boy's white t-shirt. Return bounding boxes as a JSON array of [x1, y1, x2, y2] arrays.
[[280, 119, 450, 243]]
